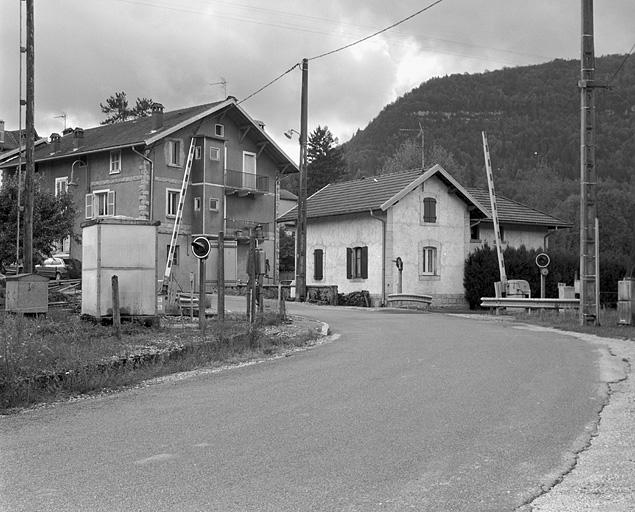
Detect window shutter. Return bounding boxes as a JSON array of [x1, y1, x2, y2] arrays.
[[85, 193, 93, 219], [361, 246, 368, 279], [107, 190, 115, 216], [314, 249, 323, 280], [346, 248, 352, 278]]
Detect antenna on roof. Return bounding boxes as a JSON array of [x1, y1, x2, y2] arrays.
[[209, 77, 227, 99], [54, 112, 67, 130]]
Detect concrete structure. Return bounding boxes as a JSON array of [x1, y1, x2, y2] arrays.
[[1, 100, 298, 291], [278, 165, 571, 307], [81, 218, 159, 319]]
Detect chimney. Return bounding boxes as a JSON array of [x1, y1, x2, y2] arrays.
[[151, 103, 164, 131], [50, 132, 61, 152], [73, 127, 84, 150], [0, 120, 5, 149]]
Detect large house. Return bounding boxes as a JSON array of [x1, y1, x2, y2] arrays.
[[0, 99, 298, 289], [278, 165, 571, 307]]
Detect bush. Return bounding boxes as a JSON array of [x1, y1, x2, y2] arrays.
[[464, 244, 628, 309]]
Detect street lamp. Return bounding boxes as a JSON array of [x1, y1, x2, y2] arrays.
[[284, 129, 300, 139]]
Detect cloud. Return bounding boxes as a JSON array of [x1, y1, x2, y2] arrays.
[[2, 0, 634, 150]]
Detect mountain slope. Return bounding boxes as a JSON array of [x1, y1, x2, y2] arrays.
[[343, 55, 635, 191]]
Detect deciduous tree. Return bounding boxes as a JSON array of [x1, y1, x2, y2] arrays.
[[0, 175, 78, 269]]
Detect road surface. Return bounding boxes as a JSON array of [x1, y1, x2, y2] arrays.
[[0, 305, 608, 511]]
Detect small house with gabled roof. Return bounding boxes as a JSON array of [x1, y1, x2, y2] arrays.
[[1, 98, 298, 288], [278, 165, 570, 307]]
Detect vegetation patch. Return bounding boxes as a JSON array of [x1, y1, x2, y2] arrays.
[[0, 310, 321, 413]]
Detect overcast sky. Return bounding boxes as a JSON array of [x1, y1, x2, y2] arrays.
[[1, 0, 633, 162]]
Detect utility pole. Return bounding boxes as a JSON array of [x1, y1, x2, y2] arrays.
[[23, 0, 35, 273], [579, 0, 605, 325], [295, 58, 308, 301]]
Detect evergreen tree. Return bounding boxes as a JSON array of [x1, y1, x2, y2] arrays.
[[306, 126, 346, 196], [100, 91, 155, 124]]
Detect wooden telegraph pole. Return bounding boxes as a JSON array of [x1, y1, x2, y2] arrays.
[[579, 0, 605, 325], [295, 58, 309, 302], [23, 0, 35, 273]]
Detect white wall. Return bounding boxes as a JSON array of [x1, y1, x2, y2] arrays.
[[388, 176, 469, 303], [306, 213, 383, 296]]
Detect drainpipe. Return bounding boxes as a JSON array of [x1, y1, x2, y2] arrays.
[[132, 146, 154, 220], [543, 227, 560, 251], [369, 209, 386, 306]]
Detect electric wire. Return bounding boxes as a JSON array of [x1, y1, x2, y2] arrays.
[[237, 63, 300, 105], [308, 0, 446, 61], [239, 0, 446, 104], [607, 43, 635, 85]]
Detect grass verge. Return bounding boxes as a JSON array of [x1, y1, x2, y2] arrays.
[[0, 309, 320, 413], [507, 307, 635, 340]]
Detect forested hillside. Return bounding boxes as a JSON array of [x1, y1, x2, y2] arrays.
[[339, 55, 635, 268]]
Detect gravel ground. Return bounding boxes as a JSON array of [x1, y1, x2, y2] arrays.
[[519, 331, 635, 511]]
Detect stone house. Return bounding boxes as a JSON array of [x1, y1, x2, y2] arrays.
[[0, 99, 297, 289], [278, 165, 570, 307]]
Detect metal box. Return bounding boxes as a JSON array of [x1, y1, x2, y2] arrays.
[[5, 273, 49, 314], [617, 278, 635, 325], [81, 218, 159, 318]]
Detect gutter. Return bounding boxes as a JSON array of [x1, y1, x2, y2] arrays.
[[132, 146, 154, 220], [369, 209, 387, 306]]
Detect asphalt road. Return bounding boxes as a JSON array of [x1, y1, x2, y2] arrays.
[[0, 306, 605, 511]]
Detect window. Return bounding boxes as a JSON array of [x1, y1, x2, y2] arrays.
[[209, 198, 219, 212], [499, 225, 505, 242], [167, 245, 179, 266], [210, 147, 221, 161], [55, 177, 68, 197], [85, 190, 115, 218], [422, 197, 437, 223], [346, 246, 368, 279], [109, 150, 121, 174], [243, 151, 257, 188], [194, 146, 201, 160], [194, 197, 201, 211], [470, 224, 480, 241], [166, 189, 180, 218], [215, 124, 224, 137], [313, 249, 324, 280], [168, 140, 181, 166], [422, 246, 437, 275]]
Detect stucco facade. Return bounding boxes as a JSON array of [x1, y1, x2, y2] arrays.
[[291, 165, 570, 309], [2, 100, 297, 291], [386, 176, 470, 306]]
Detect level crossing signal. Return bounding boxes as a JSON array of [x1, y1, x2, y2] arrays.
[[191, 236, 211, 259]]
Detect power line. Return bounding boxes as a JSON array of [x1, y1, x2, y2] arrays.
[[607, 43, 635, 85], [237, 63, 300, 105], [308, 0, 446, 61]]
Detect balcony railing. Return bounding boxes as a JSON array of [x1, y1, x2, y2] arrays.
[[225, 169, 271, 194], [225, 218, 273, 240]]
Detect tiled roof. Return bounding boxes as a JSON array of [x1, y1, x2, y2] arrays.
[[1, 100, 298, 174], [278, 169, 424, 222], [278, 167, 571, 228], [465, 188, 571, 227], [28, 102, 226, 163]]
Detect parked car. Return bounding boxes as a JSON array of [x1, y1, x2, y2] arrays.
[[35, 256, 82, 280]]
